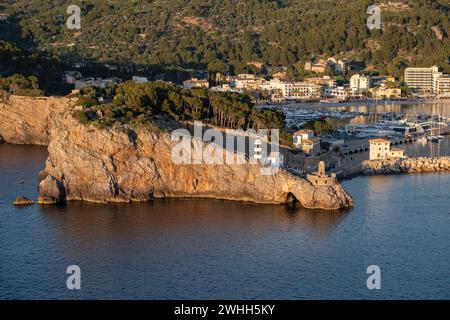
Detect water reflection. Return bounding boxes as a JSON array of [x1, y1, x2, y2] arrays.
[[38, 200, 350, 245], [1, 131, 450, 299], [323, 101, 450, 116]]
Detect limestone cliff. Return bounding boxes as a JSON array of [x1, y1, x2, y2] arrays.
[[0, 95, 73, 145], [0, 95, 353, 210]]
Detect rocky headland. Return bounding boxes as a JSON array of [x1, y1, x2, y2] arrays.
[[0, 95, 354, 210]]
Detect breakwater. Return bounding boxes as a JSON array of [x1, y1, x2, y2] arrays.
[[362, 157, 450, 175]]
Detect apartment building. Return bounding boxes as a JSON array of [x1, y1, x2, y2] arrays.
[[350, 74, 369, 93], [432, 70, 450, 95], [231, 74, 264, 91], [404, 66, 439, 93], [289, 83, 322, 100], [323, 86, 352, 100], [435, 75, 450, 95], [261, 79, 322, 100]]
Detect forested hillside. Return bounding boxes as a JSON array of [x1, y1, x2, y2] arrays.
[[1, 0, 449, 78]]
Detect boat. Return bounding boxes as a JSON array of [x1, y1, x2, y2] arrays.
[[426, 113, 445, 143], [417, 136, 428, 144], [427, 136, 441, 143]]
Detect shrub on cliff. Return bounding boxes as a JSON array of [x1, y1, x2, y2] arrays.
[[14, 88, 44, 97], [72, 111, 89, 125], [112, 81, 286, 133], [77, 96, 98, 108], [71, 81, 292, 146], [0, 74, 43, 96]]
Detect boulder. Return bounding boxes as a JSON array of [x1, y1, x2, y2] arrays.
[[12, 196, 34, 206], [37, 196, 58, 205], [38, 175, 65, 203]]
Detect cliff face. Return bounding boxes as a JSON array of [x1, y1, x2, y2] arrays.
[[0, 95, 353, 210], [0, 95, 72, 145], [38, 115, 353, 209]]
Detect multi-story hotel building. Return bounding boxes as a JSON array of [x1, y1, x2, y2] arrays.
[[434, 74, 450, 95], [404, 66, 439, 93], [350, 74, 369, 93]]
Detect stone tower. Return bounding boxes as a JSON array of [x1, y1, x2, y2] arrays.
[[318, 161, 326, 176]]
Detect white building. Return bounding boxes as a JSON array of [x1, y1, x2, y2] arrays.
[[404, 66, 440, 93], [369, 138, 405, 160], [210, 84, 243, 93], [231, 74, 264, 91], [324, 86, 351, 100], [261, 79, 322, 101], [434, 74, 450, 95], [293, 129, 321, 155], [304, 76, 336, 88], [183, 78, 209, 89], [74, 77, 121, 89], [326, 58, 348, 73], [288, 83, 322, 100], [132, 76, 148, 83], [350, 74, 369, 93], [63, 71, 81, 84]]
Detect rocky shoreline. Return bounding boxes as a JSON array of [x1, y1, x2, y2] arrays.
[[3, 95, 447, 210], [362, 157, 450, 175], [0, 95, 353, 210]]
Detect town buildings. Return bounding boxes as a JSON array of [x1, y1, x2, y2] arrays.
[[369, 78, 402, 99], [323, 86, 352, 100], [63, 71, 122, 89], [75, 77, 122, 89], [182, 78, 209, 89], [304, 76, 336, 88], [232, 74, 264, 91], [304, 58, 348, 74], [369, 138, 405, 160], [210, 74, 323, 101], [369, 86, 402, 99]]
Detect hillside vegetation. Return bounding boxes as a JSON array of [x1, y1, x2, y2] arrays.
[[1, 0, 449, 78]]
